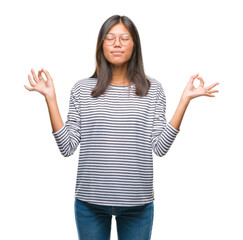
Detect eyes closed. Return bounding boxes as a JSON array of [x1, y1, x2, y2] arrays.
[[104, 33, 131, 46]]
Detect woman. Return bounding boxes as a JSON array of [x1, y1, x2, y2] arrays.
[[24, 15, 219, 240]]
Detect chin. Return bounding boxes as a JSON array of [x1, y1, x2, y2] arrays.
[[113, 61, 125, 64], [109, 61, 127, 66]]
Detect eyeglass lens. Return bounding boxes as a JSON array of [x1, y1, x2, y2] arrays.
[[104, 33, 131, 45]]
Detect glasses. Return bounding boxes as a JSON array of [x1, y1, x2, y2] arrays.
[[104, 33, 132, 46]]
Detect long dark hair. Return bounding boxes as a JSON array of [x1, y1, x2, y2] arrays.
[[90, 15, 151, 97]]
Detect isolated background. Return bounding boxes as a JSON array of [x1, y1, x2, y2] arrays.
[[1, 0, 242, 239]]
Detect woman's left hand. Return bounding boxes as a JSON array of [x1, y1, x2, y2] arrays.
[[182, 73, 219, 101]]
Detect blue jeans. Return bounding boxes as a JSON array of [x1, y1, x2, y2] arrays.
[[74, 198, 154, 240]]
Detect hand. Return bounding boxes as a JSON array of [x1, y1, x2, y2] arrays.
[[182, 73, 219, 101], [24, 68, 56, 99]]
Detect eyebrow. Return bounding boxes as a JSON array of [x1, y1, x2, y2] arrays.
[[107, 33, 129, 35]]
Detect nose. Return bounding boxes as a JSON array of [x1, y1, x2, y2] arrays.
[[114, 37, 122, 47]]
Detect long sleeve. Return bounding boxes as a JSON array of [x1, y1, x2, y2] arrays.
[[52, 88, 81, 157], [151, 82, 180, 157]]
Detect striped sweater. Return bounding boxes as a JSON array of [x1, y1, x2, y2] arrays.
[[52, 77, 180, 206]]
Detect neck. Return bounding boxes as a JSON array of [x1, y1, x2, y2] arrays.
[[110, 63, 130, 85]]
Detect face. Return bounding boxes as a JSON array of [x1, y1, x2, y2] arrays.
[[102, 23, 134, 67]]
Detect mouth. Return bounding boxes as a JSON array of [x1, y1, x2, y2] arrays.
[[111, 51, 124, 55]]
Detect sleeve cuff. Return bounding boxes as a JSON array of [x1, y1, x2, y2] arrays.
[[52, 124, 66, 137], [167, 122, 180, 134]]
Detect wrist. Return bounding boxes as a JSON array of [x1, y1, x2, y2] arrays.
[[180, 94, 191, 105], [45, 92, 56, 102]]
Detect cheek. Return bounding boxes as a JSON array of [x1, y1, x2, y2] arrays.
[[126, 45, 134, 58], [102, 46, 108, 58], [102, 44, 111, 59]]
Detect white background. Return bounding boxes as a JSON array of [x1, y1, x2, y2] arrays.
[[1, 0, 242, 239]]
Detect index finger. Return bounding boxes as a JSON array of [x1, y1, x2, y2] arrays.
[[197, 76, 205, 87], [41, 68, 52, 81], [38, 70, 45, 81]]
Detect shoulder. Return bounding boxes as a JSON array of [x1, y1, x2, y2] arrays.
[[71, 77, 97, 92], [146, 75, 165, 93], [69, 78, 98, 99]]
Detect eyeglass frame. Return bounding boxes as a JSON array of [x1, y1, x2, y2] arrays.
[[103, 33, 133, 46]]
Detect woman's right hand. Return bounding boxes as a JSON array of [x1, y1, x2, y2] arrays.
[[24, 68, 56, 99]]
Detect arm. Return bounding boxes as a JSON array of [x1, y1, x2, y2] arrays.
[[24, 68, 81, 157], [151, 74, 219, 157], [45, 94, 64, 133], [169, 97, 190, 131], [51, 88, 82, 157], [42, 72, 81, 157], [151, 82, 180, 157]]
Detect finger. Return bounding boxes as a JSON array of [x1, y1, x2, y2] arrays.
[[28, 74, 36, 87], [192, 73, 199, 78], [205, 82, 220, 90], [31, 69, 40, 83], [205, 93, 215, 97], [197, 76, 205, 87], [24, 84, 34, 91], [189, 73, 199, 84], [42, 68, 52, 81], [207, 90, 219, 94], [38, 70, 45, 81]]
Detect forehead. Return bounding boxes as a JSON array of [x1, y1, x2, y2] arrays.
[[107, 23, 130, 34]]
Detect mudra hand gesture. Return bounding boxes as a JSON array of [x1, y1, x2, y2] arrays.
[[24, 68, 56, 99], [182, 73, 219, 101]]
